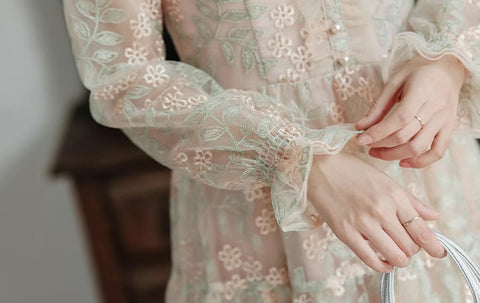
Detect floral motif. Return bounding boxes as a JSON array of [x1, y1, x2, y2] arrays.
[[218, 244, 242, 271], [265, 267, 288, 286], [144, 64, 169, 87], [130, 13, 152, 38], [356, 76, 378, 103], [294, 294, 314, 303], [125, 42, 148, 65], [290, 46, 313, 72], [278, 68, 300, 82], [93, 73, 137, 100], [333, 72, 355, 101], [243, 186, 264, 202], [397, 267, 417, 281], [154, 40, 165, 57], [194, 150, 213, 173], [302, 234, 328, 261], [242, 257, 263, 281], [267, 32, 292, 58], [255, 209, 278, 235], [326, 261, 366, 297], [163, 88, 188, 110], [329, 103, 345, 123], [223, 275, 246, 300], [174, 153, 189, 169], [140, 0, 161, 19], [187, 95, 207, 107], [270, 4, 295, 29]]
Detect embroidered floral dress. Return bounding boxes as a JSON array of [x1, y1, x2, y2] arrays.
[[63, 0, 480, 301]]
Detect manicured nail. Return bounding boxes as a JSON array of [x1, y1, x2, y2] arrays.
[[357, 134, 372, 145], [400, 161, 411, 168]]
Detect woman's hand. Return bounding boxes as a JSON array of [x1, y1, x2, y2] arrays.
[[355, 54, 467, 168], [308, 153, 446, 272]]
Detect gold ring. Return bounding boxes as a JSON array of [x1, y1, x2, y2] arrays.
[[414, 115, 425, 129], [402, 216, 420, 227]]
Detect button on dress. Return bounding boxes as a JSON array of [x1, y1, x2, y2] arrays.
[[63, 0, 480, 301]]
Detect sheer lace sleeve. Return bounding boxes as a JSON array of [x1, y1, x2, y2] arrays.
[[383, 0, 480, 135], [62, 0, 359, 231]]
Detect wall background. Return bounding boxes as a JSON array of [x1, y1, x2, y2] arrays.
[[0, 0, 100, 302]]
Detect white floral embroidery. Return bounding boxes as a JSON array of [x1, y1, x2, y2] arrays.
[[163, 89, 188, 110], [231, 92, 255, 110], [333, 72, 355, 101], [278, 68, 300, 82], [174, 153, 189, 170], [329, 103, 345, 123], [267, 32, 292, 58], [124, 42, 148, 65], [223, 275, 246, 300], [93, 73, 137, 100], [242, 257, 263, 281], [265, 267, 288, 286], [255, 209, 278, 235], [144, 64, 169, 87], [218, 244, 242, 271], [140, 0, 161, 19], [270, 4, 295, 29], [194, 150, 213, 173], [290, 46, 313, 72], [294, 294, 314, 303], [302, 234, 328, 261], [326, 261, 366, 297], [356, 76, 377, 103], [187, 95, 207, 107], [130, 13, 152, 38], [243, 186, 264, 203]]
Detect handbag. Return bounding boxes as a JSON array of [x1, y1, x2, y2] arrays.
[[381, 232, 480, 302]]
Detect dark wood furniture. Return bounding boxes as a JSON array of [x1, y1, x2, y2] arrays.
[[53, 102, 172, 303]]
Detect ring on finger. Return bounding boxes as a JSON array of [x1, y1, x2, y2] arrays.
[[401, 216, 420, 227], [414, 115, 425, 130]]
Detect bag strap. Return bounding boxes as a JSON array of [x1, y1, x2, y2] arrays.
[[381, 231, 480, 303]]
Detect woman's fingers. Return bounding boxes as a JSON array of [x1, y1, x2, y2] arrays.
[[383, 222, 421, 258], [397, 211, 446, 258], [342, 231, 393, 272], [369, 117, 440, 161], [357, 84, 425, 145], [356, 72, 407, 131], [408, 194, 440, 221], [364, 226, 411, 267], [400, 125, 454, 168]]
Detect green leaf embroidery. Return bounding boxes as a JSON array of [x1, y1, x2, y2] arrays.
[[97, 67, 112, 83], [193, 17, 213, 43], [220, 40, 234, 64], [222, 104, 242, 121], [246, 5, 267, 19], [195, 1, 219, 21], [221, 10, 249, 23], [100, 8, 126, 24], [71, 16, 91, 40], [92, 49, 118, 63], [240, 120, 252, 137], [123, 98, 137, 120], [94, 31, 124, 46], [227, 28, 250, 41], [125, 85, 151, 99], [183, 112, 206, 125], [78, 60, 94, 84], [145, 108, 156, 127], [241, 46, 255, 71], [75, 0, 96, 19], [200, 126, 225, 142]]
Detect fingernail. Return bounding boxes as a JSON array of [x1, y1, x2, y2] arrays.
[[400, 161, 412, 168], [357, 134, 372, 145], [358, 115, 368, 124]]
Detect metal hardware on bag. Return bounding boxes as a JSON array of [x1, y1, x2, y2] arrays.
[[381, 232, 480, 303]]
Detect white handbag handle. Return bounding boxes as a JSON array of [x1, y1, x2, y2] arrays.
[[381, 232, 480, 303]]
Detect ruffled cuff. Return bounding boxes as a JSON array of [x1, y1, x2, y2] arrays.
[[383, 31, 480, 136], [270, 124, 360, 232]]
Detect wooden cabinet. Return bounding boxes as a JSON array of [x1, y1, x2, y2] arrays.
[[53, 102, 172, 303]]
